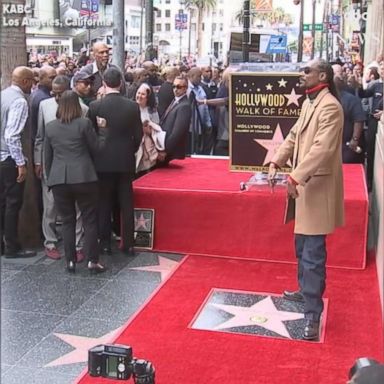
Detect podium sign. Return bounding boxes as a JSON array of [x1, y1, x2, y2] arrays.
[[229, 72, 305, 172]]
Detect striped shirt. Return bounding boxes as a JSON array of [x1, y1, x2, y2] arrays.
[[1, 86, 28, 166]]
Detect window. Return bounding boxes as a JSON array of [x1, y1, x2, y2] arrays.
[[157, 10, 161, 17], [202, 23, 204, 31], [129, 36, 140, 46], [212, 23, 216, 32], [219, 23, 223, 31], [165, 9, 171, 17], [130, 15, 140, 29], [156, 23, 162, 32], [165, 0, 170, 3], [165, 23, 171, 31], [219, 9, 224, 17]]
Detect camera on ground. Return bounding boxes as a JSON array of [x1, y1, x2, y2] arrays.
[[88, 344, 155, 383]]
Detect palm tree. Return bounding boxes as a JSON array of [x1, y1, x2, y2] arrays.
[[235, 4, 293, 28], [184, 0, 217, 57], [0, 0, 27, 88]]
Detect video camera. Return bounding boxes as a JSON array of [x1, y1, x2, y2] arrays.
[[88, 344, 155, 383]]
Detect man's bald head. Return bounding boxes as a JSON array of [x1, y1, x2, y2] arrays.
[[143, 61, 157, 72], [201, 66, 213, 82], [332, 64, 345, 89], [188, 67, 202, 86], [92, 42, 109, 69], [165, 66, 180, 83], [12, 66, 34, 94], [39, 66, 57, 90]]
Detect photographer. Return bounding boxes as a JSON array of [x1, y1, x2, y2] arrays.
[[348, 365, 384, 384]]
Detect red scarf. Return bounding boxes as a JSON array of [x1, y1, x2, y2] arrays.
[[305, 83, 329, 95]]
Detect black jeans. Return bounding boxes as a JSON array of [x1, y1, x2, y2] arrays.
[[0, 157, 25, 253], [52, 182, 99, 263]]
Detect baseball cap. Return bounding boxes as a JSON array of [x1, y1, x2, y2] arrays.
[[73, 71, 94, 83]]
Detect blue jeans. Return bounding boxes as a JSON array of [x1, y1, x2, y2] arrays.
[[295, 234, 327, 321]]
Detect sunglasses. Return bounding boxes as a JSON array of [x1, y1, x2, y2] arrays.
[[300, 67, 318, 74], [172, 85, 186, 89]]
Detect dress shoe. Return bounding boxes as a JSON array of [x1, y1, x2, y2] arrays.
[[88, 261, 107, 274], [122, 247, 135, 257], [283, 290, 304, 303], [66, 260, 76, 273], [5, 249, 36, 259], [45, 247, 61, 260], [303, 320, 320, 341]]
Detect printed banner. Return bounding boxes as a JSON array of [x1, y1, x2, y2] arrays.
[[266, 35, 288, 54], [229, 72, 305, 172], [253, 0, 273, 12], [59, 0, 99, 23]]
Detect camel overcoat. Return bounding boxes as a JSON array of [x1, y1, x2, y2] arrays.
[[271, 88, 344, 235]]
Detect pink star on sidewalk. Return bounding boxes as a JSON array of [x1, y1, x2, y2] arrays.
[[210, 296, 304, 339], [135, 213, 151, 231], [45, 327, 123, 367], [129, 256, 179, 281]]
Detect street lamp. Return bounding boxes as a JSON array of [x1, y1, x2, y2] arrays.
[[179, 0, 186, 61], [294, 0, 318, 62], [294, 0, 305, 62], [242, 0, 250, 62]]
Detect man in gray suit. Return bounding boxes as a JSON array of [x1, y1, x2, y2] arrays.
[[34, 75, 87, 260]]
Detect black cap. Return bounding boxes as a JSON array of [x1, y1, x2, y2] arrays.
[[73, 71, 94, 83]]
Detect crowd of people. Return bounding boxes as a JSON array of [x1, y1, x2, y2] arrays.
[[1, 42, 231, 275], [1, 42, 383, 339], [331, 56, 384, 191]]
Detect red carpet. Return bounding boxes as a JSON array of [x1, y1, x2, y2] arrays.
[[77, 255, 382, 384], [133, 158, 368, 269]]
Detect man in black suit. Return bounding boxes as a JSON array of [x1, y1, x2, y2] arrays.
[[157, 67, 180, 118], [88, 67, 143, 255], [158, 76, 192, 163]]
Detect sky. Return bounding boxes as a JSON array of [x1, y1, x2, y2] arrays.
[[277, 0, 326, 25]]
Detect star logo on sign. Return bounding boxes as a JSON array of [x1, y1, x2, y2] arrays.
[[135, 213, 151, 231], [45, 327, 123, 367], [129, 256, 179, 281], [210, 296, 304, 339], [254, 123, 291, 166], [278, 78, 288, 87], [266, 83, 273, 91], [284, 88, 303, 106]]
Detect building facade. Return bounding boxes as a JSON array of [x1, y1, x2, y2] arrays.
[[25, 0, 144, 57], [153, 0, 242, 61]]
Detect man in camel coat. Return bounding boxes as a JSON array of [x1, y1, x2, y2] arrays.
[[268, 58, 344, 341]]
